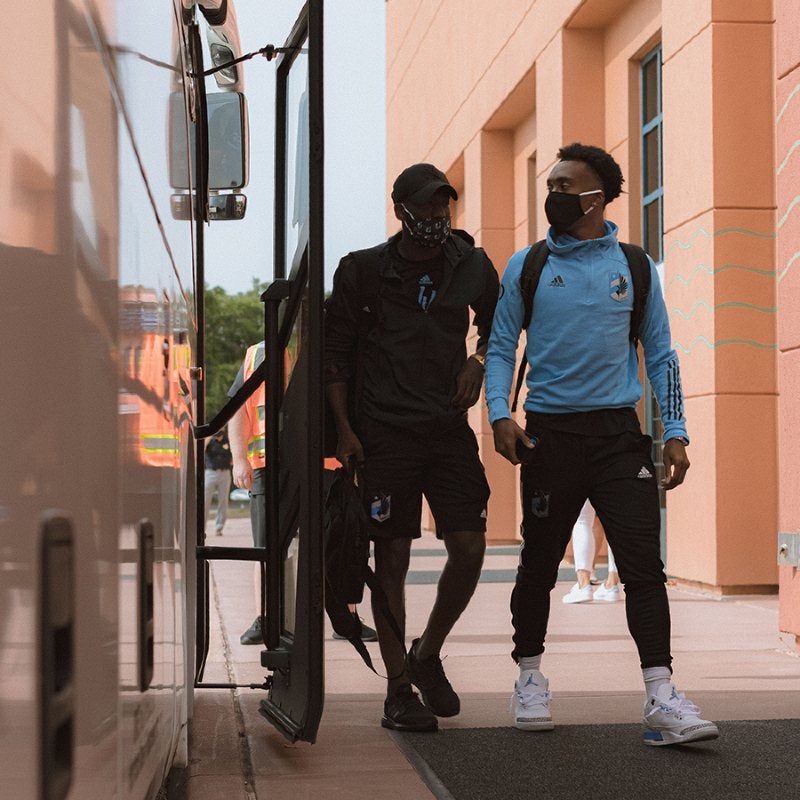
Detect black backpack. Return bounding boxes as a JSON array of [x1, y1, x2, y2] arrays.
[[510, 240, 651, 411], [323, 466, 404, 675], [324, 466, 371, 607]]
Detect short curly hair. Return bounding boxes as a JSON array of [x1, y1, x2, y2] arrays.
[[557, 143, 624, 204]]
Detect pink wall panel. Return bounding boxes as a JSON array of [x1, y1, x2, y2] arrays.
[[775, 0, 800, 78], [779, 568, 800, 635], [777, 69, 800, 350], [775, 1, 800, 636], [777, 348, 800, 532]]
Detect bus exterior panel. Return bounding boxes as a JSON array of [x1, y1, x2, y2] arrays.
[[0, 2, 204, 798]]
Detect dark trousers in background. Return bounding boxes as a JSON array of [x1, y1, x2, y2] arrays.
[[511, 423, 672, 669], [250, 467, 266, 547]]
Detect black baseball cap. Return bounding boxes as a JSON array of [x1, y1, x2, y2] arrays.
[[391, 163, 458, 205]]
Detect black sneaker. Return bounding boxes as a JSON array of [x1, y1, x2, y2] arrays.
[[240, 617, 263, 645], [332, 614, 378, 642], [381, 685, 438, 732], [406, 638, 460, 717]]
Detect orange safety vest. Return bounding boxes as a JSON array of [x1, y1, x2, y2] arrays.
[[242, 342, 266, 469], [241, 341, 340, 471], [136, 334, 180, 468]]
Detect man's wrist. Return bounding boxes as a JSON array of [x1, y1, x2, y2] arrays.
[[669, 436, 689, 446], [488, 401, 511, 426], [469, 352, 486, 368]]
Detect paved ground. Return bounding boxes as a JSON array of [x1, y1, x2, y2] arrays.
[[179, 517, 800, 799]]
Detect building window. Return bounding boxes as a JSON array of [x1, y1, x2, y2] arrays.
[[641, 46, 663, 264], [641, 45, 667, 542]]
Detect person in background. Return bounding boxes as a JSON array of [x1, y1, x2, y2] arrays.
[[229, 341, 377, 646], [325, 163, 499, 732], [204, 428, 232, 536], [485, 143, 718, 746], [562, 499, 621, 603]]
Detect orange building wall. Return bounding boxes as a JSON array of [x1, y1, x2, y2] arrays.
[[776, 0, 800, 654], [387, 1, 790, 599], [662, 4, 777, 591]]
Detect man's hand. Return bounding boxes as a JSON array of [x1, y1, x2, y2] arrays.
[[452, 357, 485, 409], [326, 382, 363, 467], [492, 417, 533, 465], [661, 438, 690, 489], [232, 458, 253, 490], [336, 428, 365, 469]]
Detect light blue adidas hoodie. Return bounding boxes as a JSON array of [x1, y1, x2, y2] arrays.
[[485, 221, 688, 443]]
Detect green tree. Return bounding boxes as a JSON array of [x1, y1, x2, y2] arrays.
[[204, 278, 266, 420]]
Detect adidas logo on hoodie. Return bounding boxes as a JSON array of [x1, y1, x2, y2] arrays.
[[548, 275, 565, 288]]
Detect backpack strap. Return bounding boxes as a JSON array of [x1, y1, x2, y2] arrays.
[[353, 247, 383, 324], [511, 241, 549, 412], [520, 240, 551, 330], [619, 242, 651, 347], [330, 565, 407, 680]]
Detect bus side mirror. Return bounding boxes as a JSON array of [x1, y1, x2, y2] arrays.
[[169, 90, 249, 219], [206, 92, 248, 190]]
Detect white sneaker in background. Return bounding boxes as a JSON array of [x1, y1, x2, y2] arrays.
[[593, 583, 621, 602], [512, 670, 554, 731], [562, 582, 593, 604], [642, 684, 720, 746]]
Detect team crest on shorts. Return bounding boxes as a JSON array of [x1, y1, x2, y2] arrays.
[[531, 491, 550, 518], [370, 493, 391, 522]]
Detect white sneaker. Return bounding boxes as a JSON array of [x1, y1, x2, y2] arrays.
[[562, 582, 592, 604], [512, 670, 554, 731], [593, 583, 621, 602], [642, 684, 719, 746]]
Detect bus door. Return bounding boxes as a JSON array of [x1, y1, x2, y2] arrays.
[[258, 0, 326, 743], [193, 1, 326, 745]]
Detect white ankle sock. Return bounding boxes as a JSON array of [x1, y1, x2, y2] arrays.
[[642, 666, 672, 697], [518, 655, 542, 673]]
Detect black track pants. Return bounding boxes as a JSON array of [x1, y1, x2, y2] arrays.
[[511, 425, 672, 669]]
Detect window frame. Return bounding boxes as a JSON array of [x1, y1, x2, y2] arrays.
[[641, 45, 664, 265]]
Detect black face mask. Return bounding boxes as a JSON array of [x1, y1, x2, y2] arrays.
[[400, 204, 451, 248], [544, 190, 602, 233]]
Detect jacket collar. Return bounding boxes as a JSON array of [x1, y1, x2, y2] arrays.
[[380, 229, 474, 273]]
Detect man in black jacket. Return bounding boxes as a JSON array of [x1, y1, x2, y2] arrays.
[[325, 163, 499, 732]]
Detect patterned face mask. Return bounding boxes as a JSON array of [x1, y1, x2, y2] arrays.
[[400, 204, 451, 247]]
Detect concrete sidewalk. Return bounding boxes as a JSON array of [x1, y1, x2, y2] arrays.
[[180, 517, 800, 799]]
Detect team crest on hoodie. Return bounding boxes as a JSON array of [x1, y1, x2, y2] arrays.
[[609, 272, 629, 302]]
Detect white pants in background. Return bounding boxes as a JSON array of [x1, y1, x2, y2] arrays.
[[572, 499, 617, 574]]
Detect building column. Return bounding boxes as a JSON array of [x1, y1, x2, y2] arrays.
[[469, 29, 607, 543], [662, 4, 777, 591], [463, 130, 518, 542], [535, 26, 604, 209]]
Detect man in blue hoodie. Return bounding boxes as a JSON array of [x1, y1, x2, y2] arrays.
[[485, 143, 718, 746]]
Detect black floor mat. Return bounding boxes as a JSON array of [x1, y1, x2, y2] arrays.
[[393, 720, 800, 800]]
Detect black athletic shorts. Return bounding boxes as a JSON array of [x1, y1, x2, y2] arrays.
[[358, 415, 490, 540]]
